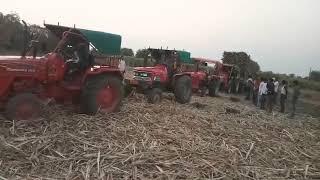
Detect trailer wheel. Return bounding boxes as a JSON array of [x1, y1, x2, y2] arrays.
[[208, 80, 220, 97], [5, 93, 42, 121], [81, 75, 123, 115], [174, 75, 192, 104], [146, 88, 162, 104]]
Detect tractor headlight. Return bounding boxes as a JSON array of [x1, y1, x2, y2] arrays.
[[134, 72, 149, 77], [140, 73, 149, 77], [154, 76, 160, 81], [133, 72, 152, 81]]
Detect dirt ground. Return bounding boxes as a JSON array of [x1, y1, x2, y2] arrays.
[[0, 93, 319, 179]]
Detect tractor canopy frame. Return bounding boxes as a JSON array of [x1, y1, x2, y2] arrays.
[[44, 24, 122, 56]]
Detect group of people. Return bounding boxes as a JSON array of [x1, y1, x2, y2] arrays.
[[246, 76, 300, 118]]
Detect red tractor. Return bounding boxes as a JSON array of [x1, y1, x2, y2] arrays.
[[189, 58, 223, 97], [0, 24, 124, 120], [189, 58, 241, 96], [126, 48, 193, 104]]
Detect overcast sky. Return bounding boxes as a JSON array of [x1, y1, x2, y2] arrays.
[[2, 0, 319, 76]]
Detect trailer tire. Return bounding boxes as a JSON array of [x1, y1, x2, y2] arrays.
[[146, 88, 162, 104], [81, 75, 123, 115], [5, 93, 42, 121], [174, 75, 192, 104]]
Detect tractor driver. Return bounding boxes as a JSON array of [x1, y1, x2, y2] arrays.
[[66, 42, 91, 75], [74, 43, 90, 70]]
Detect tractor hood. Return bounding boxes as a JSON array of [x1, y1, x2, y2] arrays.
[[44, 24, 121, 55]]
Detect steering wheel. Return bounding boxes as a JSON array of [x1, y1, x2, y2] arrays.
[[58, 48, 74, 61]]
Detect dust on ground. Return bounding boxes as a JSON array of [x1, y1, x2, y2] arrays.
[[0, 94, 319, 179]]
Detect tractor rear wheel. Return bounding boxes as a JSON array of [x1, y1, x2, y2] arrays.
[[146, 88, 162, 104], [174, 75, 192, 104], [5, 93, 42, 121], [81, 75, 123, 115], [208, 80, 220, 97]]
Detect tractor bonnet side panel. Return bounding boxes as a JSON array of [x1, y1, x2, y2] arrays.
[[0, 76, 14, 99], [46, 53, 66, 82], [189, 72, 207, 90]]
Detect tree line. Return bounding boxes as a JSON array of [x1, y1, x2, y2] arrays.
[[0, 12, 59, 55]]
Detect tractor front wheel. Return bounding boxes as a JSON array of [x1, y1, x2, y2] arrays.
[[146, 88, 162, 104], [81, 75, 123, 115], [174, 75, 192, 104], [5, 93, 42, 121]]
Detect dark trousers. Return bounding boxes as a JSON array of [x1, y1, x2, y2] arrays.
[[245, 87, 252, 100], [252, 89, 258, 106], [290, 98, 298, 117], [260, 94, 266, 109], [273, 92, 278, 105], [280, 94, 286, 113], [266, 94, 274, 113]]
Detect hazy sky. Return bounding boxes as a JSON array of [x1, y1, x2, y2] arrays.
[[2, 0, 319, 76]]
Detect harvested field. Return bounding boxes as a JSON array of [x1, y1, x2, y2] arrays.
[[0, 94, 319, 179]]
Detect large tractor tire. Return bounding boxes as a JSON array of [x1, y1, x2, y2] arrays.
[[208, 80, 220, 97], [81, 75, 123, 115], [174, 75, 192, 104], [5, 93, 42, 121], [146, 88, 162, 104]]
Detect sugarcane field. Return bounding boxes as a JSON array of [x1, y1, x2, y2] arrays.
[[1, 1, 320, 179]]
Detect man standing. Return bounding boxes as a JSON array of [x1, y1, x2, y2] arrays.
[[273, 78, 280, 104], [118, 59, 126, 74], [245, 75, 254, 100], [280, 80, 288, 113], [290, 80, 301, 118], [253, 77, 261, 106], [258, 78, 267, 109], [266, 78, 275, 113]]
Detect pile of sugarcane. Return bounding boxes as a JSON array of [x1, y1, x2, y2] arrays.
[[222, 51, 260, 77]]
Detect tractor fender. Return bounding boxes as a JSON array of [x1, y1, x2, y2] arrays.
[[82, 66, 123, 84]]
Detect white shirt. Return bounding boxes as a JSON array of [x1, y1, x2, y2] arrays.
[[118, 60, 126, 73], [281, 85, 287, 95], [274, 81, 279, 92], [258, 82, 267, 95]]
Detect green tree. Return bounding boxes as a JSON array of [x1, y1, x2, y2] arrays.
[[120, 48, 134, 56], [135, 49, 149, 58], [0, 12, 59, 55], [289, 74, 295, 78], [310, 71, 320, 82]]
